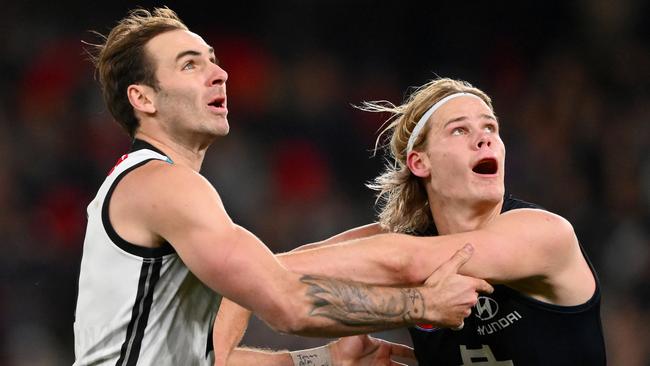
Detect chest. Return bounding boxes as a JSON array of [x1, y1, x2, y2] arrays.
[[409, 286, 604, 366]]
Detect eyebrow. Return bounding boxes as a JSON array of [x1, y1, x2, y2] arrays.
[[443, 114, 498, 128], [175, 47, 216, 62]]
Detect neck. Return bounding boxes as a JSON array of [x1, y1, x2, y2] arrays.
[[134, 131, 209, 172], [428, 195, 503, 235]]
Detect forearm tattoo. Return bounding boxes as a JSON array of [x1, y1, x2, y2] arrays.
[[300, 275, 425, 326]]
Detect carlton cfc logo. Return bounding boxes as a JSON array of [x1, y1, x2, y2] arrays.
[[474, 296, 499, 321]]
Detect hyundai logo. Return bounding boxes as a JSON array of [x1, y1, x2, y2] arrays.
[[474, 297, 499, 321]]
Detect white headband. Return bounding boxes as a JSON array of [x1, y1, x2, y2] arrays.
[[406, 92, 483, 152]]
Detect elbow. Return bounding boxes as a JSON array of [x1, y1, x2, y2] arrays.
[[261, 298, 307, 335], [383, 235, 421, 284], [398, 257, 425, 284], [267, 312, 300, 335]]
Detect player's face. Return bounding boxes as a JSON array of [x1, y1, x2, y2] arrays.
[[422, 96, 505, 205], [145, 29, 229, 141]]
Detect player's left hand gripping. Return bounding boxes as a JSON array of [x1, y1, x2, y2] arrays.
[[423, 243, 493, 329]]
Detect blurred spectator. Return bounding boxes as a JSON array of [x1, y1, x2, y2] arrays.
[[1, 1, 648, 364]]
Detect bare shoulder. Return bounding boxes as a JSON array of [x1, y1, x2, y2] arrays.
[[475, 208, 581, 278], [111, 160, 228, 245], [491, 208, 594, 303], [497, 208, 573, 228], [492, 208, 576, 248], [120, 160, 221, 204]]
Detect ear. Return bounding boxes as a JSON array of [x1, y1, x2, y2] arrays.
[[407, 150, 430, 178], [127, 84, 157, 114]]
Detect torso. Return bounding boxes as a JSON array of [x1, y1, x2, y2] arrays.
[[74, 140, 221, 365], [410, 196, 606, 365]]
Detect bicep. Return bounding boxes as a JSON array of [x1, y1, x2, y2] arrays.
[[169, 219, 291, 314], [144, 170, 293, 313]]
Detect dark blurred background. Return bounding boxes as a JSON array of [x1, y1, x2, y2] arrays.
[[0, 0, 649, 364]]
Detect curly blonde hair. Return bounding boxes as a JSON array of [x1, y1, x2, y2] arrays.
[[361, 78, 493, 233]]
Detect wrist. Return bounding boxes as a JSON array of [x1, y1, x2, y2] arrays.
[[289, 344, 332, 366], [405, 287, 428, 324]]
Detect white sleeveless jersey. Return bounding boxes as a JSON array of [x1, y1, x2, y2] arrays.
[[74, 143, 221, 365]]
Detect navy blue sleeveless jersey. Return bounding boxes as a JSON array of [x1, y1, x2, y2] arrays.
[[409, 195, 606, 365]]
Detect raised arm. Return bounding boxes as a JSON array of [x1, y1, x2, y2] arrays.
[[129, 163, 488, 336]]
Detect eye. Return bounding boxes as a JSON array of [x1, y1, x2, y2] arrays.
[[451, 127, 467, 136], [182, 60, 195, 70], [484, 124, 498, 133]]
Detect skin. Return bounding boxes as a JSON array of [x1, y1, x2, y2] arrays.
[[405, 96, 593, 303], [274, 96, 594, 304], [105, 27, 492, 358], [213, 95, 596, 365], [411, 96, 505, 232]]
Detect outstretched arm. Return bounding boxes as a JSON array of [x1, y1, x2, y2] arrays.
[[213, 224, 384, 366], [279, 208, 593, 305], [219, 347, 292, 366], [217, 335, 414, 366], [213, 245, 482, 364], [129, 163, 490, 336]]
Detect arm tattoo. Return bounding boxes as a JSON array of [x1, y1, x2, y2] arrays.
[[300, 275, 425, 326]]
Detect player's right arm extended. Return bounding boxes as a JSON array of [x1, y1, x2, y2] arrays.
[[212, 224, 384, 366], [139, 164, 490, 337]]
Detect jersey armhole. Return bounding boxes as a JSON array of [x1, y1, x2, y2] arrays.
[[101, 158, 176, 258]]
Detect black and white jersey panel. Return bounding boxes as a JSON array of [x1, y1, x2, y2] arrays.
[[74, 144, 221, 365]]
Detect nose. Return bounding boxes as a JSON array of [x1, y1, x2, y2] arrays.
[[475, 133, 492, 150], [209, 64, 228, 86]]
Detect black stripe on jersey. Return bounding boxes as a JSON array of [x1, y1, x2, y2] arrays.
[[130, 139, 169, 156], [205, 318, 214, 358], [501, 193, 544, 211], [102, 159, 175, 258], [116, 257, 162, 366]]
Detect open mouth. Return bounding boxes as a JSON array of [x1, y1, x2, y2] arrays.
[[472, 158, 498, 175], [208, 97, 226, 109]]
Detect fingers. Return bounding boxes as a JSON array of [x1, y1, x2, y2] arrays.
[[443, 243, 474, 273], [452, 320, 464, 331], [370, 337, 415, 359], [388, 342, 415, 359], [475, 278, 494, 294]]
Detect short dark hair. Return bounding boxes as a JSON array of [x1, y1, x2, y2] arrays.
[[88, 7, 187, 137]]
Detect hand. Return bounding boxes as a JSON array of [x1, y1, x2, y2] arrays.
[[423, 243, 493, 329], [330, 334, 415, 366]]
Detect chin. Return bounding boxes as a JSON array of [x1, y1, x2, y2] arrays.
[[472, 186, 504, 204], [211, 120, 230, 136], [468, 194, 502, 212]]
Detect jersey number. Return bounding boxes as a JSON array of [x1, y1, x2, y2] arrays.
[[459, 345, 514, 366]]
